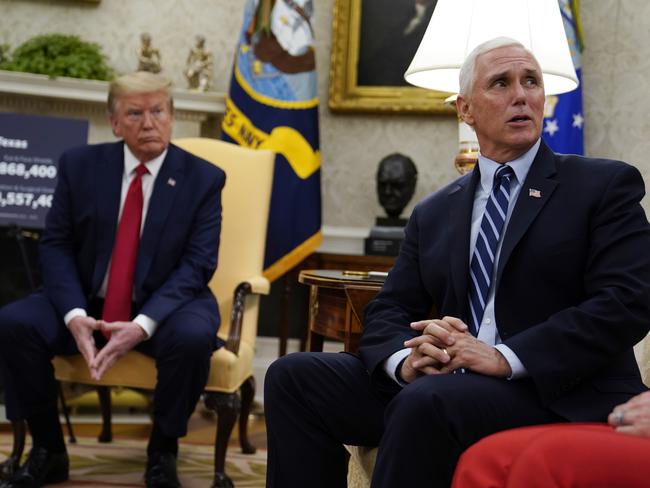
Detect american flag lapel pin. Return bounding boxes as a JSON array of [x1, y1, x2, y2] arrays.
[[167, 178, 176, 187], [529, 188, 541, 198]]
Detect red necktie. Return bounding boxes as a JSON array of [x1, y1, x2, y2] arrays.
[[102, 164, 148, 338]]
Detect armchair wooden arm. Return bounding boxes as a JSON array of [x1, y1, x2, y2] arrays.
[[225, 276, 270, 354]]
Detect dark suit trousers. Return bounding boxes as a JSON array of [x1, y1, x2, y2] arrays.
[[0, 292, 218, 439], [264, 352, 564, 488]]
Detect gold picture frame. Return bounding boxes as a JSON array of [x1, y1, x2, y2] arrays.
[[328, 0, 453, 115]]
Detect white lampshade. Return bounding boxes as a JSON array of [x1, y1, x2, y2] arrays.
[[404, 0, 578, 96]]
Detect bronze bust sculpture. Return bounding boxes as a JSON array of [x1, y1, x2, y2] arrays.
[[376, 153, 418, 225], [366, 153, 418, 256]]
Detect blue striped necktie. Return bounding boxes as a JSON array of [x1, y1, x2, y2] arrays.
[[468, 165, 515, 336]]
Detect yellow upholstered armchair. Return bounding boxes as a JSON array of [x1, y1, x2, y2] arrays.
[[2, 138, 274, 488]]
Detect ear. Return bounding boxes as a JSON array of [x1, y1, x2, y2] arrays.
[[109, 113, 122, 138], [456, 95, 474, 126]]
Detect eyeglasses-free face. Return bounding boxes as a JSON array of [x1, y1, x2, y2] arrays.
[[110, 90, 174, 163]]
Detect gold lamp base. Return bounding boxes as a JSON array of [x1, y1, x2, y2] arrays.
[[454, 148, 478, 175], [445, 94, 479, 175]]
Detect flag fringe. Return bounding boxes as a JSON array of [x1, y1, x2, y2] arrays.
[[263, 231, 322, 282]]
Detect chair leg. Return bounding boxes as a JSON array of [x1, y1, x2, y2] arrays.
[[57, 382, 76, 444], [238, 376, 256, 454], [0, 419, 25, 480], [205, 391, 240, 488], [97, 386, 113, 443]]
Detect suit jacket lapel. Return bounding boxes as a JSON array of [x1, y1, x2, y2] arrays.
[[448, 168, 481, 318], [134, 145, 185, 298], [496, 141, 558, 283], [92, 142, 124, 294]]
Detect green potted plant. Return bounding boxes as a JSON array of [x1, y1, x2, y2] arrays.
[[0, 33, 113, 80]]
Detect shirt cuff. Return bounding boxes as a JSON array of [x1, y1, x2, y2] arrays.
[[383, 348, 412, 385], [495, 344, 528, 379], [133, 314, 158, 339], [63, 308, 87, 327]]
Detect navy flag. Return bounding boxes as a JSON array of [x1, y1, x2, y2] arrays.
[[543, 0, 584, 155], [222, 0, 321, 281]]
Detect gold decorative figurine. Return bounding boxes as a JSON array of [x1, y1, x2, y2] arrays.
[[137, 33, 162, 74], [184, 35, 213, 91]]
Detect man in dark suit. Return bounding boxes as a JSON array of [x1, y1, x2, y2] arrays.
[[264, 37, 650, 488], [0, 71, 225, 488]]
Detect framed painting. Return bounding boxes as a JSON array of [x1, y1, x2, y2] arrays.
[[328, 0, 453, 115]]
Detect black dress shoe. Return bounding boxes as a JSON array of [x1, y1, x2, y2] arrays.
[[0, 447, 68, 488], [211, 472, 234, 488], [145, 452, 181, 488]]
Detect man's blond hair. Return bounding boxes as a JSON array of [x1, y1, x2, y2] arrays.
[[107, 71, 173, 114]]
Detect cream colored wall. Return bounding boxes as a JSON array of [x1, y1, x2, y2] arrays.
[[581, 1, 650, 178], [0, 0, 243, 92], [0, 0, 648, 228]]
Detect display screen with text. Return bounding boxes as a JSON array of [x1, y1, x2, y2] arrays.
[[0, 113, 88, 229]]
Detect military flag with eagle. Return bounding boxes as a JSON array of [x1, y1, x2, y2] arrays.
[[221, 0, 321, 281]]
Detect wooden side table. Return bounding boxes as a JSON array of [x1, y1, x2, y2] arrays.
[[298, 269, 387, 353], [276, 253, 395, 356], [303, 253, 395, 273]]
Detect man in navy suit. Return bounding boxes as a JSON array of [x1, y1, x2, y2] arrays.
[[0, 72, 225, 488], [264, 37, 650, 488]]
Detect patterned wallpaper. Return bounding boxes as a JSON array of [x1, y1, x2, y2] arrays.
[[0, 0, 648, 227], [581, 1, 650, 178]]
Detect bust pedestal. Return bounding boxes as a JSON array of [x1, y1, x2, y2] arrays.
[[364, 217, 406, 256]]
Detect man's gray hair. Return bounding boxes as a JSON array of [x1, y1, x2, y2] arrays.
[[458, 37, 531, 97], [108, 71, 173, 114]]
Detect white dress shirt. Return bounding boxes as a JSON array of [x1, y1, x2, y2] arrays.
[[63, 145, 168, 338], [384, 139, 541, 383]]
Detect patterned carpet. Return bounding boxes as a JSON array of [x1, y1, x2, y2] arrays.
[[0, 435, 266, 487]]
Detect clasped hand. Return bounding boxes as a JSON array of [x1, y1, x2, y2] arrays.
[[400, 316, 511, 383], [608, 390, 650, 438], [68, 316, 147, 380]]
